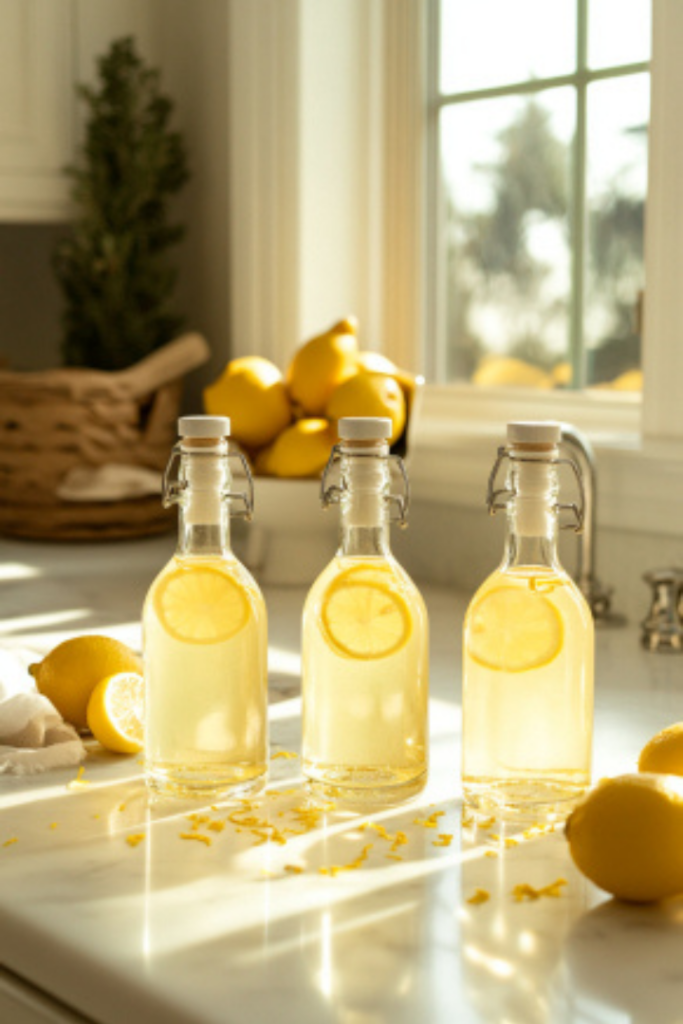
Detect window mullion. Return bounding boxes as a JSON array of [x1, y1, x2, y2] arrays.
[[570, 0, 589, 390]]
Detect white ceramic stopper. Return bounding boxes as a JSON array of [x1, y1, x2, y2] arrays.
[[179, 415, 231, 438], [338, 417, 392, 441], [507, 421, 560, 448]]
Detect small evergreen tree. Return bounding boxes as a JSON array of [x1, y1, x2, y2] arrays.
[[53, 38, 190, 371]]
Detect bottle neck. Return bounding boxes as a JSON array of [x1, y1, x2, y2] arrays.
[[338, 444, 391, 558], [502, 451, 560, 571], [176, 441, 231, 557]]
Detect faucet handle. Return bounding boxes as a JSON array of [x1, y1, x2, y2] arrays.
[[641, 568, 683, 653]]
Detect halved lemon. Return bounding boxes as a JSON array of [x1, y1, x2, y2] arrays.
[[154, 566, 249, 644], [466, 586, 563, 673], [87, 672, 144, 754], [320, 567, 411, 660]]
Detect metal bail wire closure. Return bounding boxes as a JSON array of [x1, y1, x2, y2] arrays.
[[320, 444, 411, 527], [162, 444, 185, 508], [161, 442, 255, 520], [485, 445, 586, 533], [223, 444, 255, 520], [320, 445, 345, 509]]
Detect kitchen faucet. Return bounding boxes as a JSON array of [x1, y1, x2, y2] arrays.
[[560, 423, 615, 623]]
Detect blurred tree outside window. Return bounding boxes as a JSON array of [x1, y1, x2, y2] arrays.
[[434, 0, 650, 392]]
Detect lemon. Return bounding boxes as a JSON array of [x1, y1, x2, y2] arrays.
[[566, 773, 683, 903], [320, 565, 411, 660], [29, 636, 142, 731], [472, 356, 553, 389], [551, 361, 572, 387], [638, 723, 683, 776], [609, 368, 643, 392], [355, 351, 399, 376], [355, 351, 418, 420], [286, 320, 359, 416], [87, 672, 144, 754], [154, 564, 249, 644], [268, 418, 335, 478], [466, 585, 563, 672], [204, 355, 292, 448], [326, 372, 406, 444]]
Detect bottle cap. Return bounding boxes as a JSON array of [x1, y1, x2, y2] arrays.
[[507, 421, 560, 447], [338, 417, 392, 441], [178, 415, 231, 438]]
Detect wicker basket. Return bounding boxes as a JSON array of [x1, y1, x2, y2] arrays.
[[0, 333, 209, 541]]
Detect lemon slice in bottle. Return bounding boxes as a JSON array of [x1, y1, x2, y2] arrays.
[[154, 565, 249, 644], [87, 671, 144, 754], [320, 566, 411, 660], [466, 585, 563, 672]]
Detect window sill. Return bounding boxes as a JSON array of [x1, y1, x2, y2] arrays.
[[409, 384, 683, 537]]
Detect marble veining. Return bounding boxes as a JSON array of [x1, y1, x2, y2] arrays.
[[0, 537, 682, 1023]]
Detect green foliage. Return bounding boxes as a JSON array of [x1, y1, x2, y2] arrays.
[[466, 102, 568, 282], [446, 97, 646, 384], [53, 37, 190, 370]]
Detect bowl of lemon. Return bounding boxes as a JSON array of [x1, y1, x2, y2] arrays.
[[203, 316, 422, 586]]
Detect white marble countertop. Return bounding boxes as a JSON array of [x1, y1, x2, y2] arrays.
[[1, 536, 683, 1024]]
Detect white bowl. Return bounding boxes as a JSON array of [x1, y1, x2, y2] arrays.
[[237, 477, 337, 586]]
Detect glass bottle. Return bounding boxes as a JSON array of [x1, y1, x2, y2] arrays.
[[302, 416, 429, 801], [462, 420, 593, 819], [143, 415, 267, 798]]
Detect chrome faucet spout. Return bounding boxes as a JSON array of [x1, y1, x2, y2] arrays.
[[559, 423, 614, 622]]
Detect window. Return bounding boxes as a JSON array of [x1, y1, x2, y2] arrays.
[[430, 0, 651, 393]]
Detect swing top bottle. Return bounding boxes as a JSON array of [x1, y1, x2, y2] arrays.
[[462, 420, 594, 819], [143, 415, 268, 799], [302, 416, 429, 801]]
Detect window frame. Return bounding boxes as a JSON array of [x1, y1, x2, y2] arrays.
[[427, 0, 650, 391], [413, 0, 683, 536]]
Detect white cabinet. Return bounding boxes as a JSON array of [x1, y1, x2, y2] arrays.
[[0, 0, 75, 222], [0, 0, 161, 223]]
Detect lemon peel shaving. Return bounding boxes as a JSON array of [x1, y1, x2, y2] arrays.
[[271, 751, 298, 760], [511, 878, 568, 902], [386, 854, 404, 861], [67, 766, 90, 791], [467, 888, 490, 905], [207, 821, 225, 833], [3, 837, 18, 848], [363, 822, 408, 852], [432, 833, 453, 848], [477, 816, 496, 829], [179, 832, 212, 847], [413, 810, 445, 829], [49, 823, 58, 830], [504, 838, 518, 848], [126, 834, 145, 848], [320, 844, 373, 877], [485, 850, 498, 858], [284, 864, 304, 874], [186, 814, 211, 831]]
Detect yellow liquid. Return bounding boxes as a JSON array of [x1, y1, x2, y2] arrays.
[[143, 555, 268, 798], [462, 566, 593, 819], [302, 557, 429, 800]]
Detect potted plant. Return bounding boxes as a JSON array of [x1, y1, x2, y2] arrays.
[[0, 37, 208, 540]]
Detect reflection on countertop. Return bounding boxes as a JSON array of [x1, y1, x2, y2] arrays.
[[0, 535, 682, 1024]]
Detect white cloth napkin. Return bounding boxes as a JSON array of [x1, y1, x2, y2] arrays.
[[0, 648, 86, 774]]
